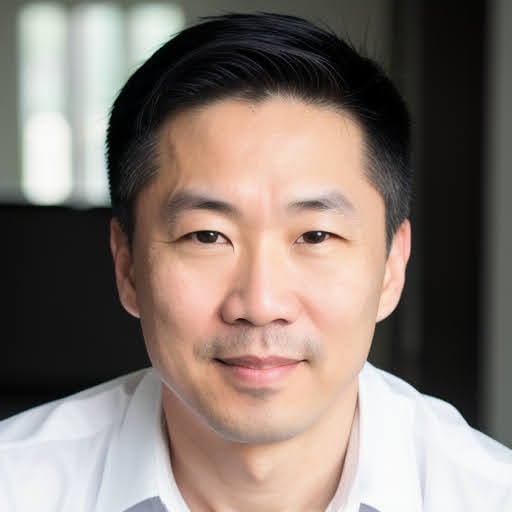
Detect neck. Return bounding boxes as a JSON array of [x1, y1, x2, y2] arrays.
[[162, 384, 358, 512]]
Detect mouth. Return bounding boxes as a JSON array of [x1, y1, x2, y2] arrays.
[[216, 355, 303, 369], [214, 355, 304, 387]]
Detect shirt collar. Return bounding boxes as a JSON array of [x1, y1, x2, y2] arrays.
[[352, 363, 423, 512], [95, 369, 187, 512]]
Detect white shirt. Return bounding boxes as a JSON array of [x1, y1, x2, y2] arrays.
[[0, 363, 511, 512]]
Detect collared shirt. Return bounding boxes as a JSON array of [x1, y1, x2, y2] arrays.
[[0, 363, 511, 512]]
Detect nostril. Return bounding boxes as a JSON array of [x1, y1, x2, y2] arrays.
[[233, 318, 252, 327]]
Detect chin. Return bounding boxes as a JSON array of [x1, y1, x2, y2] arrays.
[[210, 421, 306, 445], [199, 405, 316, 445]]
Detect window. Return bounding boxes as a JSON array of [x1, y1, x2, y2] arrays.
[[18, 2, 185, 205]]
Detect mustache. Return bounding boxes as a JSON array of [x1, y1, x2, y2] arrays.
[[195, 325, 322, 362]]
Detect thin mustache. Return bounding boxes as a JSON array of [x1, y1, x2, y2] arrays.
[[195, 327, 321, 361]]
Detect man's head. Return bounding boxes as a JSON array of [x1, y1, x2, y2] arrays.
[[107, 12, 411, 248], [108, 13, 412, 445]]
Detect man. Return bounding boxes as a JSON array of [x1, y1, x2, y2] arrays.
[[1, 12, 511, 512]]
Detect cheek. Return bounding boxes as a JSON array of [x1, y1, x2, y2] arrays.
[[303, 255, 384, 341], [134, 259, 211, 392], [135, 253, 226, 347]]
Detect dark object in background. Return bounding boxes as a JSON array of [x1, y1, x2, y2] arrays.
[[1, 205, 149, 419]]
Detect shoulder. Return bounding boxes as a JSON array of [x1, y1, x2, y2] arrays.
[[0, 369, 150, 512], [0, 370, 147, 442], [361, 363, 512, 510]]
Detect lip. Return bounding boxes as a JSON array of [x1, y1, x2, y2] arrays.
[[215, 355, 303, 387], [217, 355, 301, 369]]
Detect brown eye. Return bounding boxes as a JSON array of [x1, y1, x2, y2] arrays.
[[298, 231, 331, 244], [192, 231, 225, 244]]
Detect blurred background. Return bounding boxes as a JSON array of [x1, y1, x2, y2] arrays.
[[1, 0, 511, 447]]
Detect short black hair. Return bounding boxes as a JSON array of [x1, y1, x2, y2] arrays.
[[107, 12, 411, 247]]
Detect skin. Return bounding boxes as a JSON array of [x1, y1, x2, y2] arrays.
[[111, 96, 411, 511]]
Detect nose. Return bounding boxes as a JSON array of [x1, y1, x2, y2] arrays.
[[220, 244, 301, 327]]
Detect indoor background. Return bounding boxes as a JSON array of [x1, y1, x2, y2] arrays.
[[1, 0, 511, 448]]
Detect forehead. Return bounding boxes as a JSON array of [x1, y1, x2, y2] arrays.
[[157, 97, 368, 190], [131, 96, 387, 246]]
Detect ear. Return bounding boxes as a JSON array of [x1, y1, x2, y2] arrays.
[[110, 218, 140, 318], [376, 219, 411, 322]]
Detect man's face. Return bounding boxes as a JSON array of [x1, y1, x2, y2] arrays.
[[112, 97, 410, 444]]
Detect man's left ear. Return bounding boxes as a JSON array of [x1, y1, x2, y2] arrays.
[[376, 219, 411, 322]]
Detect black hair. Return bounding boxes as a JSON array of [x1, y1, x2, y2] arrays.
[[106, 12, 411, 247]]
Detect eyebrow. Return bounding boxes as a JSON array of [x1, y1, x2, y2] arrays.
[[287, 191, 356, 216], [163, 189, 356, 226], [163, 190, 239, 226]]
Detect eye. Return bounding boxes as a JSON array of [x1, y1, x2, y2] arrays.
[[296, 231, 331, 244], [186, 230, 228, 244]]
